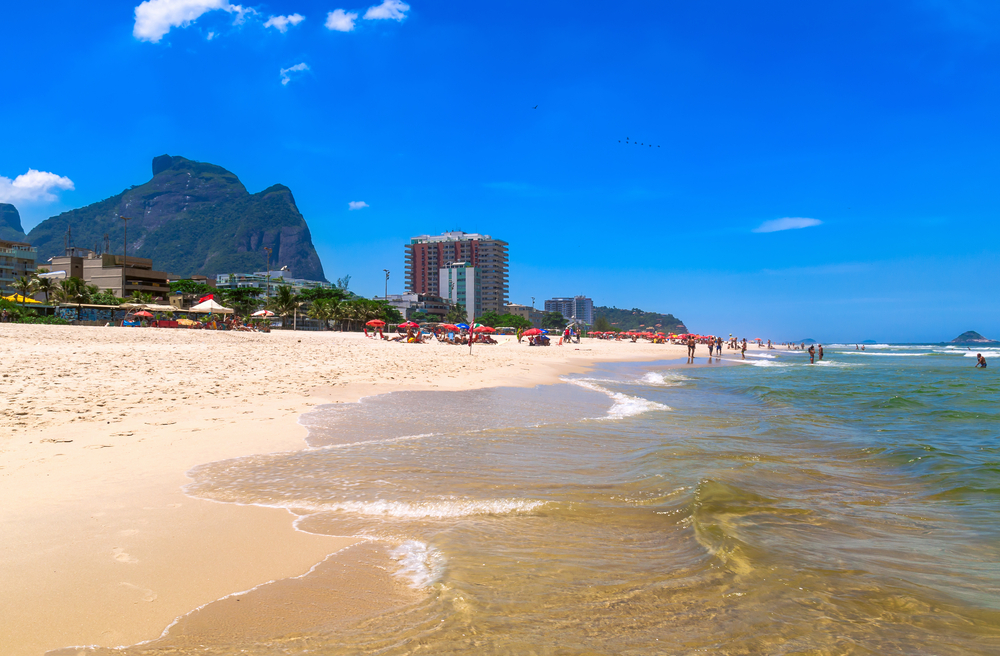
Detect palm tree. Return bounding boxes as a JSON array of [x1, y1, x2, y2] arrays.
[[308, 297, 335, 330], [57, 277, 95, 321], [268, 285, 300, 328], [12, 275, 38, 308], [34, 275, 56, 304]]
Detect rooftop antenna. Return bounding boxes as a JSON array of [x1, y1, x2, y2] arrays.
[[103, 234, 111, 255], [64, 225, 72, 256]]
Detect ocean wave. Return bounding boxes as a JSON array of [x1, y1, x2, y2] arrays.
[[268, 497, 547, 519], [390, 540, 446, 588], [638, 371, 689, 386], [838, 352, 929, 357], [743, 352, 777, 359], [566, 379, 671, 418]]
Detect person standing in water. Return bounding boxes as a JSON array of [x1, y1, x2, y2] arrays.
[[976, 353, 987, 368], [818, 344, 824, 361], [741, 338, 748, 360], [808, 344, 816, 364]]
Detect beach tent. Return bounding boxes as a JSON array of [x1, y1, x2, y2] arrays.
[[189, 299, 233, 314]]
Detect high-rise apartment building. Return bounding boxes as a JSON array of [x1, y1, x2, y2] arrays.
[[544, 296, 594, 325], [439, 262, 480, 324], [405, 231, 508, 315]]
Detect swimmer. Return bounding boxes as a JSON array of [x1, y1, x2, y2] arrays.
[[808, 344, 815, 364], [976, 353, 987, 368]]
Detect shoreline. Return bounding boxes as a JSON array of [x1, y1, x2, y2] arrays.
[[1, 325, 695, 654]]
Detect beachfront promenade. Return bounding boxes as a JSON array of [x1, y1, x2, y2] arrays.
[[0, 324, 691, 654]]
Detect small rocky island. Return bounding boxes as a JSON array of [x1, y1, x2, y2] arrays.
[[951, 331, 999, 344]]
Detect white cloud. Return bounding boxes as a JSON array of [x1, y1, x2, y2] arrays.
[[0, 169, 75, 204], [363, 0, 409, 21], [325, 9, 358, 31], [348, 201, 370, 210], [264, 13, 305, 32], [752, 217, 822, 233], [133, 0, 249, 43], [280, 62, 310, 85]]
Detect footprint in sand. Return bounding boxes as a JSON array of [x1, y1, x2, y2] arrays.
[[120, 582, 157, 602], [112, 547, 138, 564]]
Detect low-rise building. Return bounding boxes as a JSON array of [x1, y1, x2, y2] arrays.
[[0, 239, 37, 294], [216, 271, 331, 297], [503, 302, 546, 328], [47, 250, 173, 297]]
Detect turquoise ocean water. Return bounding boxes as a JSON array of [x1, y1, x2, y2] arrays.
[[66, 343, 1000, 655]]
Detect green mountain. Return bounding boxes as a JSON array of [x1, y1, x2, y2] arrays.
[[25, 155, 326, 281], [594, 306, 687, 333], [0, 203, 26, 242], [952, 331, 998, 344]]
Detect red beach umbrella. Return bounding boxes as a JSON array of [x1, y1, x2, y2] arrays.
[[366, 319, 386, 326], [440, 324, 460, 331], [522, 328, 542, 336], [134, 311, 153, 318], [473, 326, 495, 333], [399, 321, 420, 328]]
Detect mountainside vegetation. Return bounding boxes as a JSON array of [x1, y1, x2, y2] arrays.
[[593, 306, 686, 333], [25, 155, 326, 281], [0, 203, 26, 242]]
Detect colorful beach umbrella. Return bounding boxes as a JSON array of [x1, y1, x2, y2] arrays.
[[457, 323, 470, 330]]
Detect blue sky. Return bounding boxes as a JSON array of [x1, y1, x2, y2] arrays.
[[2, 0, 998, 342]]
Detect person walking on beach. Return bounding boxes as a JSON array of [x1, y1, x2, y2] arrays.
[[687, 335, 696, 358], [976, 353, 987, 368], [818, 344, 824, 361], [716, 336, 723, 356], [808, 345, 816, 364]]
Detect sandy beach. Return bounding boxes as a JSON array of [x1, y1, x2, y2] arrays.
[[0, 324, 689, 655]]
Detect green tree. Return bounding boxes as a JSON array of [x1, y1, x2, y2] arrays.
[[298, 287, 348, 304], [34, 274, 57, 304], [477, 310, 502, 327], [335, 274, 351, 292], [268, 285, 301, 326], [308, 297, 336, 330], [57, 277, 98, 320], [90, 290, 122, 306], [221, 287, 262, 317], [498, 313, 531, 330], [409, 310, 430, 323], [12, 275, 38, 307], [593, 315, 612, 332], [128, 291, 153, 304], [541, 311, 568, 330], [444, 304, 468, 324], [169, 280, 215, 296]]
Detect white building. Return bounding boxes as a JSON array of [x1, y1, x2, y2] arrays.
[[439, 262, 480, 324], [543, 296, 594, 325]]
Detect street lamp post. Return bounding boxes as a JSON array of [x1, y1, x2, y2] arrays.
[[264, 247, 272, 304], [120, 216, 133, 300], [383, 269, 390, 300]]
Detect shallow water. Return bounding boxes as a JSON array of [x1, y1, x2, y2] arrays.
[[65, 345, 1000, 654]]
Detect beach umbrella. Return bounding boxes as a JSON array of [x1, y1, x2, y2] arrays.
[[440, 323, 460, 331], [473, 326, 495, 333], [251, 310, 274, 317], [133, 311, 154, 318], [399, 321, 420, 328], [522, 328, 543, 336], [456, 323, 470, 330], [366, 319, 386, 327]]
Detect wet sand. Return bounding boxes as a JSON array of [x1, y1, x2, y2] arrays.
[[0, 325, 690, 654]]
